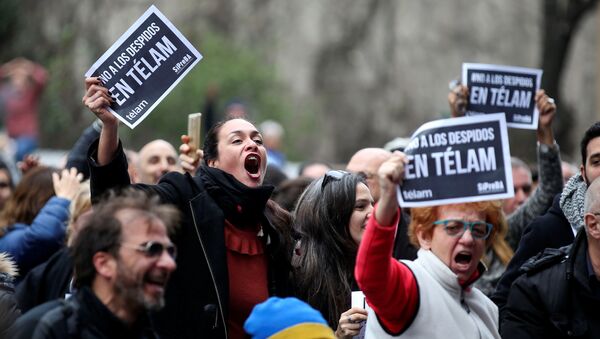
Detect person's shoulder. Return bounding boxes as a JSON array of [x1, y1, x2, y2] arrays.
[[21, 299, 73, 339], [15, 299, 64, 328], [155, 171, 204, 200], [159, 171, 198, 188], [525, 197, 569, 235], [38, 299, 76, 323], [39, 298, 80, 328], [0, 224, 26, 241], [519, 245, 570, 278], [532, 196, 565, 223]]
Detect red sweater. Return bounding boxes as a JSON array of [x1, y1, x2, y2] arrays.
[[355, 207, 418, 334], [224, 220, 269, 339]]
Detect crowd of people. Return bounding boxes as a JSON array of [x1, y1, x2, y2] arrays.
[[0, 62, 598, 339]]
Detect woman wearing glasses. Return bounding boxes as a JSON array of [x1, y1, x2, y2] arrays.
[[355, 153, 501, 338], [293, 170, 373, 338]]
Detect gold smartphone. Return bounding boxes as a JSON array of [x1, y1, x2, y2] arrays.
[[187, 113, 202, 161]]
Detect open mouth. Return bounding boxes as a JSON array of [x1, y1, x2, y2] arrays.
[[455, 252, 472, 265], [244, 154, 261, 175], [144, 272, 168, 289]]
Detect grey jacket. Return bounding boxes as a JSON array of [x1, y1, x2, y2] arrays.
[[506, 143, 564, 249]]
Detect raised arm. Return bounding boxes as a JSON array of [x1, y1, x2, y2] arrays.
[[355, 152, 419, 334], [506, 90, 562, 249], [82, 77, 118, 165], [179, 135, 204, 175]]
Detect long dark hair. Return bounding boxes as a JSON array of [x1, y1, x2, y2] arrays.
[[292, 172, 366, 329]]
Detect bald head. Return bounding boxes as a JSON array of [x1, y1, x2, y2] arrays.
[[585, 178, 600, 214], [584, 178, 600, 244], [346, 148, 392, 201], [137, 140, 179, 184]]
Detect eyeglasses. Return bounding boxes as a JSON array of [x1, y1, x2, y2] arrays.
[[433, 219, 493, 240], [514, 184, 532, 195], [121, 241, 177, 259], [321, 170, 350, 189]]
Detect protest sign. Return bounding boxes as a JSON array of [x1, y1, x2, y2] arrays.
[[398, 113, 513, 208], [85, 5, 203, 128], [462, 63, 542, 130]]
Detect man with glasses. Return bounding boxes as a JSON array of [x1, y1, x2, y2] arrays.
[[501, 177, 600, 338], [29, 189, 179, 339]]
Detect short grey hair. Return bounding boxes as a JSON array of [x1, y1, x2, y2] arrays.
[[511, 157, 530, 172]]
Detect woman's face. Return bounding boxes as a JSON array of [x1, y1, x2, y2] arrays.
[[208, 119, 267, 187], [348, 183, 374, 245], [418, 205, 487, 282]]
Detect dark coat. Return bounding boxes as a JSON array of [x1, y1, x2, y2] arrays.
[[0, 273, 20, 339], [392, 210, 418, 260], [31, 287, 159, 339], [492, 194, 574, 317], [16, 247, 73, 313], [13, 299, 63, 339], [501, 230, 600, 338], [88, 141, 294, 339]]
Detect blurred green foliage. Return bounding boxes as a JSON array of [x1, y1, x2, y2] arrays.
[[118, 31, 312, 160], [4, 4, 313, 161], [123, 33, 281, 142]]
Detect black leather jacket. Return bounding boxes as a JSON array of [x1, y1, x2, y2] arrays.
[[501, 230, 600, 338]]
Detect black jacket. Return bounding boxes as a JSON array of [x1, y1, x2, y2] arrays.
[[0, 272, 20, 339], [88, 141, 294, 339], [501, 230, 600, 338], [13, 300, 63, 339], [65, 120, 101, 180], [32, 287, 158, 339], [392, 210, 418, 260], [492, 194, 574, 316], [16, 247, 73, 313]]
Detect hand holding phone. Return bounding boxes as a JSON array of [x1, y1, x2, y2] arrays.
[[187, 113, 202, 161]]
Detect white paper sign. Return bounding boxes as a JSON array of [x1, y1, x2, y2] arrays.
[[85, 5, 203, 128], [398, 114, 514, 208]]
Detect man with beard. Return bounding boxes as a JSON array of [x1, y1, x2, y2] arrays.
[[30, 189, 178, 339]]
